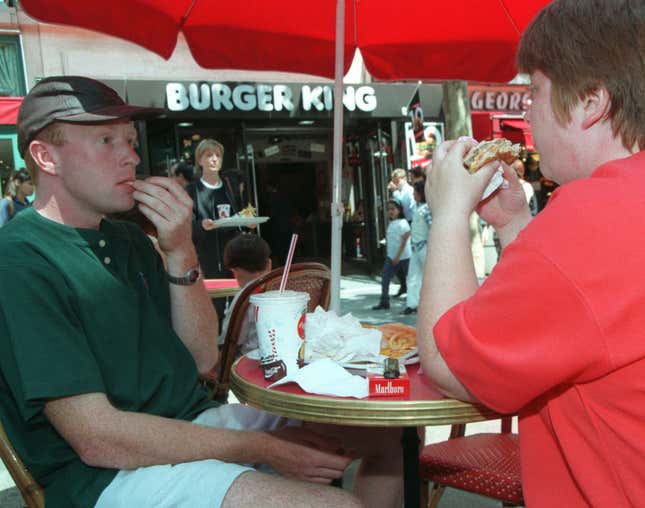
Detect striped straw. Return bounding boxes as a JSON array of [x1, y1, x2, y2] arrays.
[[279, 234, 299, 293]]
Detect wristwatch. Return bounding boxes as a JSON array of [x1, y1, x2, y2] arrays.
[[166, 265, 201, 286]]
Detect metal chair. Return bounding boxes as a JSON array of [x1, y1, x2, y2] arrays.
[[420, 417, 523, 507], [0, 420, 45, 508], [212, 262, 331, 402]]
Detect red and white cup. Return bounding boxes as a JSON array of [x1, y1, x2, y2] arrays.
[[250, 290, 309, 381]]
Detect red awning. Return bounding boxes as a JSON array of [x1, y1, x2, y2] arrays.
[[472, 112, 534, 151], [0, 97, 22, 125], [471, 111, 495, 142]]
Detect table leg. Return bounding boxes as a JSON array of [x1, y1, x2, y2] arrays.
[[402, 426, 421, 508]]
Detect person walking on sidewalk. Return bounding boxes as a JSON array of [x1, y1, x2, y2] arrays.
[[387, 168, 414, 296], [403, 181, 432, 315], [372, 199, 411, 310], [387, 168, 415, 221]]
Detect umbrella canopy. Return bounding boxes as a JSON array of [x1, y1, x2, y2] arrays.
[[20, 0, 548, 82], [19, 0, 550, 310]]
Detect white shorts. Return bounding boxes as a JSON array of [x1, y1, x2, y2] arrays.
[[95, 404, 298, 508]]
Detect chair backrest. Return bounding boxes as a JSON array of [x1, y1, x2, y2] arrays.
[[0, 421, 44, 508], [214, 262, 331, 402]]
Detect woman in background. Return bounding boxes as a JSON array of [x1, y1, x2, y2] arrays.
[[372, 199, 411, 311], [185, 139, 246, 279]]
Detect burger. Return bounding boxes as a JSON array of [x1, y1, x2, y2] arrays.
[[463, 138, 521, 174]]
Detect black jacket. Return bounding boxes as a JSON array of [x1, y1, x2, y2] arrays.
[[185, 171, 247, 277]]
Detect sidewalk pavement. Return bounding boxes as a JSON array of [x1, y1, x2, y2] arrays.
[[0, 270, 511, 508]]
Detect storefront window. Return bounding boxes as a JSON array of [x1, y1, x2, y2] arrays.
[[0, 35, 26, 97]]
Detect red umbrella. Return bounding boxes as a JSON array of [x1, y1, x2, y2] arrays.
[[20, 0, 548, 82], [18, 0, 549, 311]]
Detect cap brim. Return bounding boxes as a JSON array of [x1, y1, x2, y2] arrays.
[[56, 104, 163, 123]]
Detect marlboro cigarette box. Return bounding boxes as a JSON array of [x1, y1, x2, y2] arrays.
[[367, 363, 410, 398]]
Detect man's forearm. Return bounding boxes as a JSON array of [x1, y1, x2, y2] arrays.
[[165, 247, 219, 374], [417, 214, 479, 400], [48, 398, 268, 470]]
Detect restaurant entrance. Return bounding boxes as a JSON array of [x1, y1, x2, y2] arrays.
[[114, 79, 445, 273], [255, 161, 323, 265]]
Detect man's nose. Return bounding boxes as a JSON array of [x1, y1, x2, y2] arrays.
[[124, 144, 141, 166]]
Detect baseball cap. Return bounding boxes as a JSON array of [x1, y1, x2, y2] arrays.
[[17, 76, 162, 156]]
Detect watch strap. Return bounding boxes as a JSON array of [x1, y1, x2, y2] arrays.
[[166, 265, 201, 286]]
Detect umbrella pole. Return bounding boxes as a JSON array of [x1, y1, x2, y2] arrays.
[[330, 0, 345, 312]]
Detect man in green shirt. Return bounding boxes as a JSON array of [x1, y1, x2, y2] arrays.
[[0, 77, 403, 508]]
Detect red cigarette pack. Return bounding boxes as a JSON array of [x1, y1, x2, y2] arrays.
[[367, 364, 410, 398]]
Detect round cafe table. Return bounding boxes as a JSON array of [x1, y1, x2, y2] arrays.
[[231, 356, 502, 508]]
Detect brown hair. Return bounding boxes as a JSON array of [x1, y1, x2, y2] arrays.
[[517, 0, 645, 150], [224, 233, 271, 272], [24, 123, 66, 185], [195, 139, 224, 170]]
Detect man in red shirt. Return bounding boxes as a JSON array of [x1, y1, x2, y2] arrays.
[[418, 0, 644, 506]]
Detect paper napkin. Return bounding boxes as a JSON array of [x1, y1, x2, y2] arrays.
[[268, 359, 369, 399]]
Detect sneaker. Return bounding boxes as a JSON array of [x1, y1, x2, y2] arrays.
[[402, 307, 417, 315], [372, 303, 390, 310]]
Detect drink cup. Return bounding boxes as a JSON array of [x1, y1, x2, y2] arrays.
[[250, 290, 309, 381]]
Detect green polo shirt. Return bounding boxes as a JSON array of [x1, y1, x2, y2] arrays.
[[0, 208, 216, 508]]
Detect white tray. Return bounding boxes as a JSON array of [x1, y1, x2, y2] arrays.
[[214, 216, 269, 228]]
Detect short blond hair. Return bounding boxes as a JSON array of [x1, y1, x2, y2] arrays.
[[195, 139, 224, 169], [391, 168, 407, 180], [24, 123, 66, 185]]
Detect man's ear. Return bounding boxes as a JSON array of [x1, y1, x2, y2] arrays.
[[581, 87, 611, 130], [265, 258, 272, 272], [28, 140, 59, 176]]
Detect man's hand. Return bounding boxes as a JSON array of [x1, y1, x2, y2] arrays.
[[425, 138, 499, 223], [132, 177, 193, 255], [202, 218, 220, 231], [263, 427, 353, 484], [476, 162, 531, 230]]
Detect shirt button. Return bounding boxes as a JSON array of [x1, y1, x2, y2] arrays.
[[103, 257, 111, 265], [99, 239, 107, 247]]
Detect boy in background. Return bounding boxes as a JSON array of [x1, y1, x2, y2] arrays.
[[220, 233, 272, 355]]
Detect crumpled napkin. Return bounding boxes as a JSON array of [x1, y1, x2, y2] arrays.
[[481, 166, 506, 200], [268, 358, 369, 398], [304, 307, 382, 363]]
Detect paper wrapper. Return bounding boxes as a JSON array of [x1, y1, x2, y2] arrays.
[[481, 167, 505, 200], [269, 359, 369, 398], [304, 307, 382, 364]]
